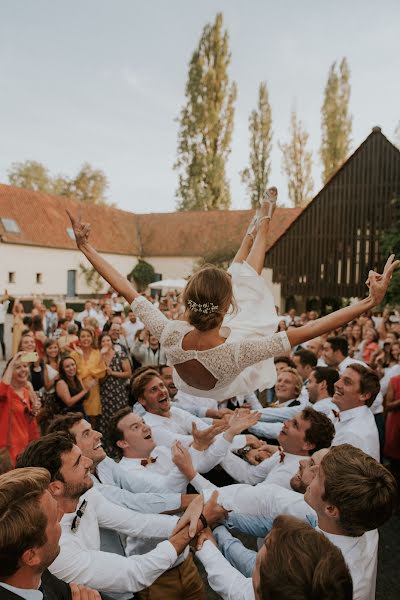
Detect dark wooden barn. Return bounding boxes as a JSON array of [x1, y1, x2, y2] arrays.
[[265, 127, 400, 311]]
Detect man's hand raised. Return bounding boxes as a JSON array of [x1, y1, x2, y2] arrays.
[[70, 583, 101, 600], [191, 421, 226, 451]]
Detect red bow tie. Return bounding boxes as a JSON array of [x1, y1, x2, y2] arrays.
[[278, 446, 285, 463], [140, 456, 158, 467], [332, 410, 341, 422]]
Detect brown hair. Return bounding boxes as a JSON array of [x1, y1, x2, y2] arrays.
[[109, 406, 132, 458], [301, 407, 335, 455], [16, 433, 74, 482], [132, 369, 161, 403], [345, 363, 380, 407], [79, 326, 97, 349], [0, 467, 50, 577], [321, 444, 398, 536], [182, 264, 236, 331], [259, 515, 353, 600], [279, 367, 303, 396], [47, 412, 85, 440]]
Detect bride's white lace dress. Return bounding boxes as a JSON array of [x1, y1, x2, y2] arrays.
[[131, 261, 291, 399]]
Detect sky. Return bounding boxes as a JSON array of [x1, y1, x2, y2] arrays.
[[0, 0, 399, 213]]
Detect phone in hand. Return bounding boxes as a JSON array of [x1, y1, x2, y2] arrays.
[[21, 352, 39, 363]]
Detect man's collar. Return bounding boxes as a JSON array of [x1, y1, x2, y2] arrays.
[[337, 405, 369, 422]]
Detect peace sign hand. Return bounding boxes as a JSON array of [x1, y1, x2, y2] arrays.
[[66, 208, 91, 249], [366, 254, 399, 306]]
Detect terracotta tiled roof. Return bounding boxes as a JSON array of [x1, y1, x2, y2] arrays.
[[137, 208, 302, 256], [0, 184, 301, 257], [0, 184, 140, 255]]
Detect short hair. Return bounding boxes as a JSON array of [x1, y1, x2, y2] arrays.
[[294, 348, 318, 368], [16, 433, 74, 482], [274, 355, 296, 369], [321, 444, 398, 536], [132, 369, 161, 402], [47, 413, 85, 440], [301, 407, 335, 455], [259, 515, 353, 600], [0, 467, 50, 577], [312, 367, 340, 397], [158, 364, 170, 376], [279, 367, 303, 397], [345, 363, 380, 407], [326, 336, 349, 357], [109, 406, 132, 458]]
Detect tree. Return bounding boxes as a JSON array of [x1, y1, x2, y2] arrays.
[[7, 160, 110, 204], [320, 58, 352, 183], [7, 160, 51, 192], [381, 195, 400, 306], [129, 260, 156, 292], [79, 263, 104, 295], [174, 13, 237, 211], [279, 110, 313, 207], [240, 82, 273, 209]]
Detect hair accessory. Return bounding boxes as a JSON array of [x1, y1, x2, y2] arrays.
[[187, 299, 219, 314]]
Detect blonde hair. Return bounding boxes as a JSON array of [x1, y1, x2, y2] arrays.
[[0, 467, 50, 577], [182, 264, 236, 331], [280, 367, 303, 397]]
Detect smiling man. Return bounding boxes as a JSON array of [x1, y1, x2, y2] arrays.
[[331, 364, 380, 461]]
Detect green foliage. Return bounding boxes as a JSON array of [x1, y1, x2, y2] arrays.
[[241, 82, 273, 209], [279, 110, 313, 207], [196, 246, 237, 270], [79, 263, 104, 294], [174, 13, 237, 211], [8, 160, 110, 205], [381, 195, 400, 306], [129, 260, 156, 292], [320, 58, 352, 183]]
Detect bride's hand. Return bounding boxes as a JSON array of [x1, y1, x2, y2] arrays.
[[66, 209, 91, 249], [366, 255, 399, 306]]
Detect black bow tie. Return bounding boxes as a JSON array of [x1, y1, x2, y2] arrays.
[[71, 499, 87, 532]]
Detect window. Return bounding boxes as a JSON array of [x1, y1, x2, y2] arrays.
[[66, 228, 76, 240], [36, 273, 43, 284], [1, 218, 20, 233], [8, 272, 15, 284]]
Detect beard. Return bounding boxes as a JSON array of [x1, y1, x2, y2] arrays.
[[64, 478, 92, 500]]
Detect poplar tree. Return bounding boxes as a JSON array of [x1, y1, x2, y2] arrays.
[[240, 82, 273, 209], [320, 58, 352, 183], [174, 13, 237, 211], [279, 110, 313, 208]]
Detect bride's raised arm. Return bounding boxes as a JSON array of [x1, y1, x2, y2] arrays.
[[287, 255, 399, 348], [67, 209, 141, 305]]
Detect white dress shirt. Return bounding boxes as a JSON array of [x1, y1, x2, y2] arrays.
[[119, 434, 233, 493], [0, 300, 10, 324], [196, 540, 254, 600], [122, 318, 144, 349], [49, 487, 178, 595], [312, 396, 337, 416], [174, 390, 218, 418], [0, 582, 42, 600], [143, 406, 246, 450], [203, 484, 378, 600], [331, 405, 380, 461], [220, 450, 302, 489]]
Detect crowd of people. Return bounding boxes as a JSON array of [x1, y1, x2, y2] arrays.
[[1, 191, 399, 600]]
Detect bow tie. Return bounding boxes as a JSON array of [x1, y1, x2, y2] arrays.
[[140, 456, 157, 467], [71, 499, 87, 532], [332, 410, 341, 421], [278, 446, 285, 463]]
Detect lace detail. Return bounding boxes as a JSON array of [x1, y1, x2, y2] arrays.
[[130, 296, 169, 340], [131, 296, 291, 392]]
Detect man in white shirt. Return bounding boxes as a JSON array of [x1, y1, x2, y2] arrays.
[[16, 432, 219, 600], [200, 444, 398, 600], [0, 467, 105, 600], [76, 300, 98, 324], [293, 348, 318, 401], [122, 310, 144, 349], [331, 364, 380, 461], [109, 407, 260, 494], [0, 290, 10, 360], [218, 407, 335, 489], [306, 366, 339, 415], [305, 336, 327, 366], [195, 514, 353, 600]]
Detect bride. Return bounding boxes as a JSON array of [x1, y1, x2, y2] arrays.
[[67, 188, 398, 400]]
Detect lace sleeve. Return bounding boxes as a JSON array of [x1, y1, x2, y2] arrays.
[[130, 296, 169, 340], [236, 331, 292, 371]]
